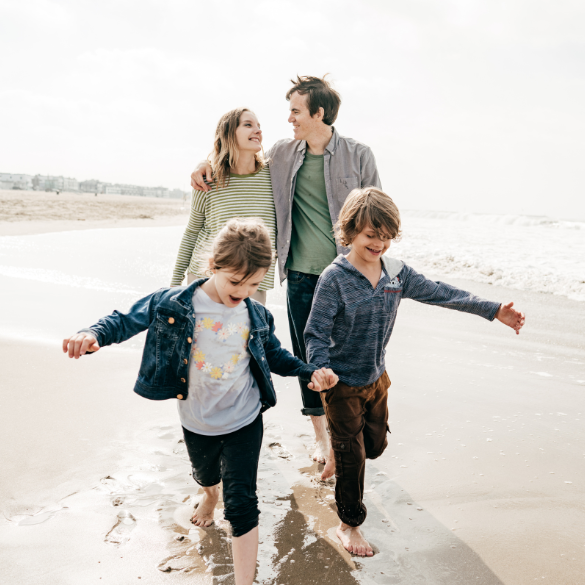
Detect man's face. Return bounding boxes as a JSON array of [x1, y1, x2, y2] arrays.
[[288, 91, 323, 141]]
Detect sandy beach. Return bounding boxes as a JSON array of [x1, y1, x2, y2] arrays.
[[1, 209, 584, 584], [0, 189, 190, 236]]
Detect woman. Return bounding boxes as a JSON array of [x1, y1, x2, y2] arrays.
[[171, 108, 276, 304]]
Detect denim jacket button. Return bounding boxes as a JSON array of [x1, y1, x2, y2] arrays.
[[187, 337, 192, 343], [261, 357, 264, 361], [168, 317, 175, 324], [250, 335, 253, 339], [181, 378, 186, 383], [183, 359, 188, 365], [177, 394, 183, 400]]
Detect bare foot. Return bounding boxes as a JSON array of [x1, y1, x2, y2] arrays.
[[192, 486, 219, 527], [336, 523, 374, 557], [320, 446, 335, 480], [310, 415, 330, 464], [313, 440, 328, 464]]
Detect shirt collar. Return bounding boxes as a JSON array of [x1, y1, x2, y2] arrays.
[[295, 126, 339, 155]]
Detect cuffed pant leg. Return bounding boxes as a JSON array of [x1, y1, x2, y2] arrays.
[[322, 381, 369, 527], [220, 414, 264, 537], [286, 271, 324, 417]]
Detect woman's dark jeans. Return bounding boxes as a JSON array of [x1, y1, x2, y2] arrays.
[[182, 413, 263, 537], [286, 270, 325, 417]]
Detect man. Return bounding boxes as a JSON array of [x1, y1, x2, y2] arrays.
[[191, 75, 382, 478]]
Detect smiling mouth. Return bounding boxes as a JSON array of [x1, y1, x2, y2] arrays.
[[366, 247, 382, 255], [250, 137, 260, 142]]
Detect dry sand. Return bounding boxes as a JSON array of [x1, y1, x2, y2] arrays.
[[1, 216, 584, 584], [0, 189, 190, 236]]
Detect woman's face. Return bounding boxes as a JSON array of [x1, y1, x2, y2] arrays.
[[235, 111, 262, 155]]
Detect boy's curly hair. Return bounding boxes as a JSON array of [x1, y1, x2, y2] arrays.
[[335, 187, 402, 247]]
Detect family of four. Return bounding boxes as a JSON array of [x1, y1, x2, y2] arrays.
[[63, 76, 525, 585]]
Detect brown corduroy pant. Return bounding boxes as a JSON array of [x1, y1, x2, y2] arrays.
[[321, 371, 391, 527]]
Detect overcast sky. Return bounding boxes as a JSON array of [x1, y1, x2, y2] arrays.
[[1, 0, 584, 220]]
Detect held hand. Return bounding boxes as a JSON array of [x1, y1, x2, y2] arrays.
[[496, 302, 525, 335], [190, 160, 213, 192], [308, 367, 339, 392], [63, 332, 100, 359]]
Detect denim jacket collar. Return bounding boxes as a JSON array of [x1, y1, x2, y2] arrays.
[[169, 276, 269, 332]]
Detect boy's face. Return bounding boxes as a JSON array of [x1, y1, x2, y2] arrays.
[[211, 267, 268, 307], [351, 225, 391, 266]]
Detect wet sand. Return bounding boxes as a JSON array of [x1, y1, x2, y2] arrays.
[[1, 220, 584, 584]]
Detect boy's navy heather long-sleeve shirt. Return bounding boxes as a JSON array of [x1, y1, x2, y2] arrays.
[[304, 255, 501, 387]]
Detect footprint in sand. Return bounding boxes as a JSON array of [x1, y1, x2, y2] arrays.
[[105, 510, 136, 545], [267, 442, 292, 460]]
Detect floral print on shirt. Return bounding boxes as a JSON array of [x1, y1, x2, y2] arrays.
[[191, 317, 250, 380]]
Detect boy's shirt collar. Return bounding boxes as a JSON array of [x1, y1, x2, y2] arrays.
[[334, 255, 390, 291]]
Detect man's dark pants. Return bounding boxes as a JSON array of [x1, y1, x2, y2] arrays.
[[286, 270, 324, 416]]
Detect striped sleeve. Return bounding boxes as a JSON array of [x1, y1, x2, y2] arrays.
[[304, 272, 342, 369], [401, 265, 501, 320], [171, 190, 207, 286]]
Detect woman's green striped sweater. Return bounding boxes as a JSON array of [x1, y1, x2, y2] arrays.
[[171, 166, 276, 290]]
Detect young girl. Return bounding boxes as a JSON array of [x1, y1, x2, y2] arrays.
[[64, 218, 337, 585], [305, 187, 525, 557], [172, 108, 276, 305]]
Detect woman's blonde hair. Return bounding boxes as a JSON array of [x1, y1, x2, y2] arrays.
[[206, 218, 274, 282], [208, 108, 265, 188], [335, 187, 402, 247]]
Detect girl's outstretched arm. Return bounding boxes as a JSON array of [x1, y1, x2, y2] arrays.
[[63, 332, 100, 359]]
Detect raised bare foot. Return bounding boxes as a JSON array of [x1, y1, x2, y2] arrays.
[[310, 415, 330, 464], [312, 440, 328, 464], [320, 447, 335, 480], [192, 486, 219, 527], [336, 523, 374, 557]]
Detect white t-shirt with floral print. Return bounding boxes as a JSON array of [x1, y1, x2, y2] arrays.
[[178, 287, 261, 436]]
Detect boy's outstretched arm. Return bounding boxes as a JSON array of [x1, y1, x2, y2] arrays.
[[495, 302, 525, 334]]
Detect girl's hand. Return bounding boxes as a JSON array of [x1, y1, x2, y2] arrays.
[[63, 333, 100, 359], [496, 302, 525, 335], [308, 367, 339, 392]]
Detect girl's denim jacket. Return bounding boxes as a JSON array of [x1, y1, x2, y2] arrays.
[[81, 278, 317, 412]]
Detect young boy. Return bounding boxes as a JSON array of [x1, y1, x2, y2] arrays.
[[304, 188, 525, 557]]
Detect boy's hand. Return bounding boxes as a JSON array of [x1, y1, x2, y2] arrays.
[[496, 302, 525, 335], [63, 333, 100, 359], [308, 367, 339, 392]]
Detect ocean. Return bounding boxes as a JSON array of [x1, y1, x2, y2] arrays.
[[0, 210, 583, 341]]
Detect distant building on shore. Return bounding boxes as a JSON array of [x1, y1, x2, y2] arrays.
[[32, 175, 79, 192], [0, 173, 33, 190], [1, 171, 188, 199]]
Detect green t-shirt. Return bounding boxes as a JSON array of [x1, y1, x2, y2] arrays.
[[285, 153, 338, 275]]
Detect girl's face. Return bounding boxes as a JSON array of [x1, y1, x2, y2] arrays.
[[235, 111, 262, 156], [210, 266, 268, 307]]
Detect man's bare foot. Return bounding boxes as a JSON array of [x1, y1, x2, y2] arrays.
[[336, 522, 374, 557], [313, 440, 328, 464], [321, 446, 335, 480], [192, 485, 219, 527], [310, 415, 330, 464]]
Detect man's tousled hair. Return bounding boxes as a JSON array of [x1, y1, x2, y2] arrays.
[[286, 75, 341, 126]]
